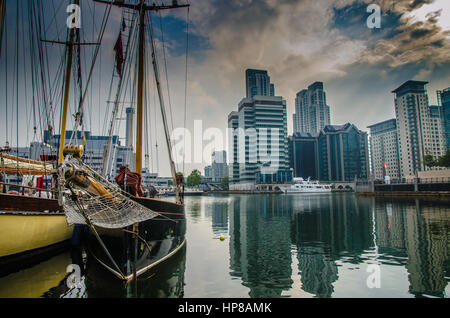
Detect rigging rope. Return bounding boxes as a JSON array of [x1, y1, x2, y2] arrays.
[[156, 11, 175, 150], [146, 11, 179, 180], [183, 6, 190, 175], [20, 3, 30, 147], [15, 0, 19, 170], [103, 10, 138, 178], [69, 3, 113, 145]]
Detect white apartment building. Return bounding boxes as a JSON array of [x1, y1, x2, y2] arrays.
[[392, 80, 445, 177], [368, 119, 401, 180]]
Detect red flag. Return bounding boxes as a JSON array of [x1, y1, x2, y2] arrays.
[[114, 31, 124, 77]]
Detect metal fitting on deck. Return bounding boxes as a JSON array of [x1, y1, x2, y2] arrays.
[[63, 145, 84, 159]]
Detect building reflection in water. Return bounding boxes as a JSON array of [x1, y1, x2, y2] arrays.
[[1, 194, 448, 298], [229, 195, 293, 298], [211, 201, 229, 235], [291, 194, 373, 297], [374, 197, 450, 297], [227, 193, 449, 298]]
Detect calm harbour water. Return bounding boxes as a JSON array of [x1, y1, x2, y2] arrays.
[[1, 193, 449, 298]]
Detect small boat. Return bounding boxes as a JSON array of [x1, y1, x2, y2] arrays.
[[280, 178, 332, 194]]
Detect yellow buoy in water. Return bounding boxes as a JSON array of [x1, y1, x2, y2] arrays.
[[219, 236, 226, 241]]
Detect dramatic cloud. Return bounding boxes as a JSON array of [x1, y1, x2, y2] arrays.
[[1, 0, 449, 176], [178, 0, 449, 131]]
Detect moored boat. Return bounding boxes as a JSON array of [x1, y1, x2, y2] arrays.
[[0, 153, 73, 266], [0, 0, 78, 266], [0, 195, 73, 259], [86, 196, 186, 281], [58, 0, 191, 282], [280, 178, 332, 194]]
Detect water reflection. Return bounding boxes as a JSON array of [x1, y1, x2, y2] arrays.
[[0, 243, 186, 298], [229, 195, 293, 298], [1, 193, 449, 298], [0, 251, 72, 298], [83, 244, 186, 298], [374, 197, 450, 297], [225, 194, 449, 298], [211, 201, 228, 235]]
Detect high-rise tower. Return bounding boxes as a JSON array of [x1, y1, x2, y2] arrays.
[[392, 80, 444, 177], [293, 82, 331, 134], [245, 69, 275, 98]]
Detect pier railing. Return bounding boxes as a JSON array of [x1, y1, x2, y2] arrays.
[[415, 177, 450, 184], [355, 177, 450, 193]]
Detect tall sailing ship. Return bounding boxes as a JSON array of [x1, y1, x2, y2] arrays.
[[57, 0, 190, 282], [0, 0, 189, 281]]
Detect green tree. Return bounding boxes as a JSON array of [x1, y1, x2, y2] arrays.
[[423, 150, 437, 168], [186, 169, 202, 188], [221, 176, 229, 190], [436, 149, 450, 168], [424, 149, 450, 168]]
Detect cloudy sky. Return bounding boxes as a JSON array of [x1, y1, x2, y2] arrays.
[[1, 0, 450, 176]]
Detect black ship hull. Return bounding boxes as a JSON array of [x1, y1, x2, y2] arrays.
[[86, 197, 186, 281]]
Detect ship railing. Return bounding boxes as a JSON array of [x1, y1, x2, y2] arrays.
[[0, 181, 57, 199]]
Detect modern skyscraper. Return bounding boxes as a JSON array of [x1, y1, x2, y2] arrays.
[[293, 82, 331, 134], [228, 95, 290, 190], [293, 90, 308, 133], [204, 165, 211, 178], [317, 123, 369, 182], [211, 150, 228, 182], [288, 132, 319, 180], [245, 69, 275, 98], [438, 88, 450, 150], [367, 119, 401, 180], [392, 80, 445, 177]]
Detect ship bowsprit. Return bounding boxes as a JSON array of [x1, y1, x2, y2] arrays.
[[59, 158, 160, 230], [63, 190, 160, 229]]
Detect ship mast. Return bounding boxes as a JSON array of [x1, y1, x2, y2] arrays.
[[95, 0, 189, 203], [136, 0, 145, 176], [58, 0, 79, 164], [0, 0, 4, 57]]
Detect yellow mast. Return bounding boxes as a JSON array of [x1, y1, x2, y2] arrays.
[[135, 0, 145, 175], [58, 0, 79, 165]]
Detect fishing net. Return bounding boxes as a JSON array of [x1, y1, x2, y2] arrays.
[[62, 159, 159, 229]]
